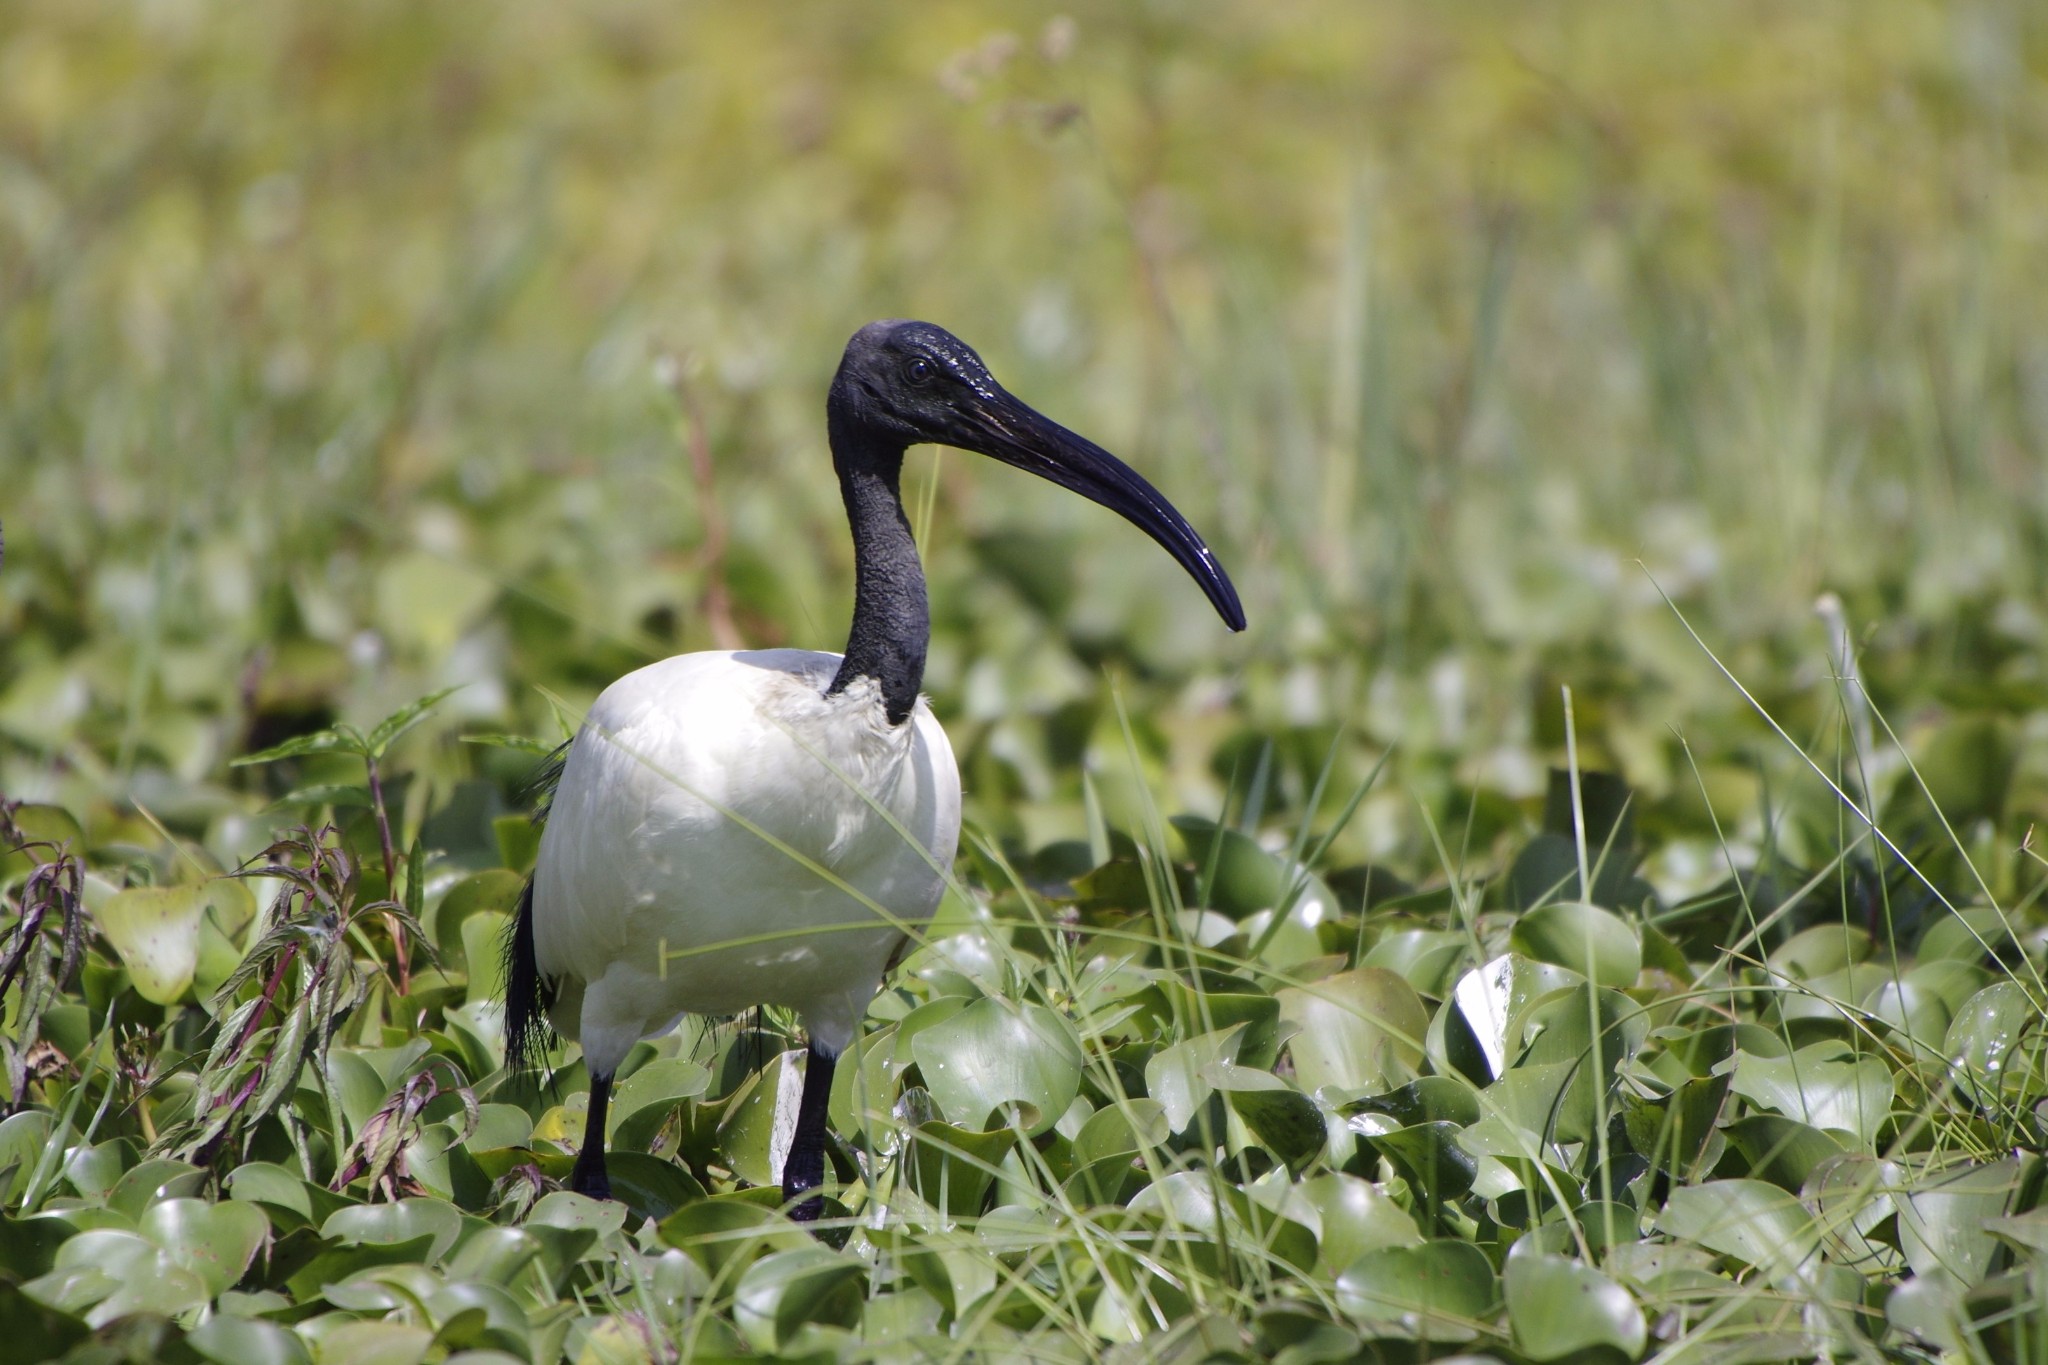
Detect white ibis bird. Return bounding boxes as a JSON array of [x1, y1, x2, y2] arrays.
[[505, 320, 1243, 1216]]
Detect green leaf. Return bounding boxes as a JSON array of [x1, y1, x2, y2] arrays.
[[1728, 1045, 1892, 1144], [1944, 981, 2048, 1106], [1655, 1179, 1821, 1284], [1722, 1115, 1845, 1192], [96, 879, 248, 1004], [1361, 1122, 1477, 1206], [1511, 901, 1642, 988], [231, 726, 367, 766], [1896, 1157, 2031, 1288], [733, 1245, 867, 1352], [909, 998, 1083, 1134], [1504, 1251, 1646, 1360], [365, 684, 466, 758], [1335, 1240, 1496, 1337], [1278, 968, 1428, 1095], [138, 1197, 268, 1297], [1301, 1173, 1423, 1274], [320, 1198, 462, 1263], [1209, 1066, 1326, 1170], [658, 1195, 810, 1281], [904, 1119, 1019, 1218], [1172, 815, 1338, 923]]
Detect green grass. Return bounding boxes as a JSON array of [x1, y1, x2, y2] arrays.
[[3, 2, 2048, 1361]]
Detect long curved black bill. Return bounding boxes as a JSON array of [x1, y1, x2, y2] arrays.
[[950, 392, 1246, 631]]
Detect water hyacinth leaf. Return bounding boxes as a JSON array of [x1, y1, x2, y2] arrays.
[[1335, 1240, 1496, 1337], [138, 1197, 268, 1297], [186, 1316, 312, 1365], [909, 998, 1083, 1134], [1510, 901, 1641, 988], [1621, 1063, 1729, 1180], [1278, 968, 1428, 1095], [1443, 955, 1582, 1082], [1344, 1076, 1482, 1129], [321, 1199, 463, 1263], [1803, 1153, 1904, 1271], [427, 869, 523, 966], [1145, 1024, 1249, 1134], [733, 1245, 867, 1352], [96, 880, 246, 1004], [1362, 1122, 1477, 1205], [1896, 1157, 2031, 1287], [716, 1050, 805, 1188], [1361, 929, 1468, 998], [1134, 983, 1283, 1069], [658, 1195, 810, 1281], [1723, 1115, 1847, 1192], [1207, 1065, 1326, 1170], [1944, 981, 2048, 1105], [1655, 1179, 1821, 1283], [1767, 924, 1871, 981], [904, 1120, 1018, 1218], [1504, 1251, 1646, 1361], [1171, 815, 1337, 924], [609, 1057, 712, 1147], [1301, 1173, 1423, 1273], [1728, 1046, 1892, 1144]]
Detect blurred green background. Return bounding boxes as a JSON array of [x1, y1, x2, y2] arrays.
[[3, 0, 2046, 887]]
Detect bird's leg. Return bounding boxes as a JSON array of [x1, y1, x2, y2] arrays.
[[782, 1041, 839, 1223], [568, 1071, 613, 1201]]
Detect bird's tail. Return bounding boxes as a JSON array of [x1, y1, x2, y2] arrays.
[[502, 877, 554, 1075]]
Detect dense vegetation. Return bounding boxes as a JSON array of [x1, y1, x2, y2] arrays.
[[3, 3, 2047, 1361]]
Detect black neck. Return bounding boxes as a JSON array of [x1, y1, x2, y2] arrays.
[[826, 423, 927, 725]]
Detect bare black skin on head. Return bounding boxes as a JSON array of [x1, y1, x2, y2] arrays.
[[825, 319, 1244, 723]]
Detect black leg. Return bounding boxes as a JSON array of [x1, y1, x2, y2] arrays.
[[782, 1042, 838, 1223], [568, 1071, 613, 1201]]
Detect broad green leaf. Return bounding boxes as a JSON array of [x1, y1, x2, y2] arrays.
[[1144, 1024, 1248, 1133], [1361, 929, 1468, 997], [658, 1195, 811, 1280], [1207, 1066, 1325, 1170], [1510, 901, 1641, 988], [187, 1315, 311, 1365], [1279, 968, 1427, 1095], [321, 1199, 462, 1263], [1944, 981, 2048, 1106], [1335, 1240, 1496, 1337], [428, 869, 524, 965], [1655, 1179, 1820, 1283], [1504, 1251, 1646, 1360], [1896, 1157, 2031, 1288], [1172, 815, 1337, 924], [909, 998, 1083, 1134], [904, 1120, 1019, 1218], [96, 880, 247, 1004], [733, 1245, 867, 1352], [1722, 1115, 1846, 1192], [1301, 1173, 1423, 1273], [1728, 1045, 1891, 1144], [138, 1197, 268, 1297]]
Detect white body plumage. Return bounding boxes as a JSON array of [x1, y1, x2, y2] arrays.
[[530, 647, 961, 1076]]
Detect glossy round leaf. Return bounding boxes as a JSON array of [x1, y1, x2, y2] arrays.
[[1278, 968, 1428, 1095], [1504, 1251, 1646, 1360], [909, 998, 1083, 1135], [1510, 901, 1641, 988]]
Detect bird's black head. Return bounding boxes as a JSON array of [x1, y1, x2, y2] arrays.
[[828, 319, 1246, 632]]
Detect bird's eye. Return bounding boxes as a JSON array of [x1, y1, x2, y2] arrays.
[[903, 357, 935, 386]]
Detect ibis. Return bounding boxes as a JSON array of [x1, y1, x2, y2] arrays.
[[505, 319, 1244, 1216]]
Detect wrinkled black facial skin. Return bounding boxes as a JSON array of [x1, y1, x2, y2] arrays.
[[825, 319, 1244, 723]]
